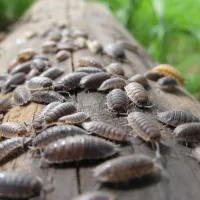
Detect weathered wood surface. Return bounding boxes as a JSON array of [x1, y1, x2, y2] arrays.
[[0, 0, 200, 199]]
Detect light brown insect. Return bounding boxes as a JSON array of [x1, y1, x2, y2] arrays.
[[56, 50, 70, 62], [173, 123, 200, 143], [41, 135, 118, 164], [80, 72, 110, 90], [152, 64, 184, 84], [0, 96, 13, 113], [74, 37, 87, 49], [32, 125, 88, 149], [31, 91, 66, 104], [128, 74, 148, 87], [98, 77, 127, 91], [106, 88, 128, 113], [124, 82, 149, 107], [40, 67, 64, 80], [93, 154, 161, 183], [72, 191, 115, 200], [77, 57, 103, 68], [156, 110, 200, 127], [0, 137, 32, 163], [17, 48, 37, 62], [0, 171, 46, 199], [144, 71, 164, 81], [10, 61, 32, 74], [74, 67, 104, 74], [157, 76, 177, 91], [116, 40, 138, 52], [106, 63, 125, 76], [42, 40, 57, 53], [58, 112, 89, 124], [82, 121, 127, 142], [86, 40, 103, 54], [0, 122, 28, 138], [13, 85, 32, 106]]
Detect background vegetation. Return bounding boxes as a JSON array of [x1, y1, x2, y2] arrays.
[[0, 0, 200, 99]]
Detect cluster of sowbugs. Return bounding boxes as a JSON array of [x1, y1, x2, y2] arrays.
[[0, 25, 199, 200]]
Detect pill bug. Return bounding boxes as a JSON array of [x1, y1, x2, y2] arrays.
[[31, 91, 66, 104], [10, 61, 32, 74], [106, 88, 128, 113], [57, 42, 75, 52], [152, 64, 184, 84], [0, 95, 13, 113], [86, 40, 103, 54], [72, 191, 115, 200], [71, 28, 88, 39], [56, 50, 70, 62], [77, 57, 103, 68], [0, 171, 45, 199], [173, 123, 200, 143], [13, 85, 32, 106], [32, 125, 88, 149], [41, 135, 118, 164], [156, 110, 200, 127], [48, 30, 62, 41], [116, 40, 138, 52], [98, 77, 127, 91], [74, 37, 87, 49], [31, 59, 50, 72], [74, 66, 104, 74], [157, 76, 177, 91], [33, 102, 60, 132], [42, 40, 57, 53], [144, 71, 164, 81], [82, 121, 128, 142], [0, 122, 28, 138], [40, 67, 64, 80], [124, 82, 149, 107], [80, 72, 110, 90], [44, 102, 77, 124], [0, 137, 32, 163], [32, 54, 49, 61], [17, 48, 37, 62], [0, 73, 10, 82], [56, 72, 88, 91], [128, 74, 148, 87], [106, 63, 125, 76], [127, 112, 161, 143], [58, 112, 89, 124], [93, 154, 161, 183], [8, 57, 21, 73]]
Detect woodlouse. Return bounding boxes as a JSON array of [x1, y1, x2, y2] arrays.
[[128, 74, 148, 87], [32, 125, 88, 148], [40, 67, 64, 80], [0, 96, 13, 113], [57, 42, 75, 52], [48, 30, 62, 41], [31, 91, 66, 104], [157, 76, 177, 91], [152, 64, 184, 84], [71, 28, 88, 39], [26, 68, 40, 80], [74, 37, 87, 49], [13, 85, 32, 106], [56, 50, 70, 62], [0, 171, 45, 199], [144, 71, 164, 81], [0, 122, 28, 138], [116, 40, 138, 52], [173, 122, 200, 143], [74, 66, 104, 74], [106, 88, 128, 113], [42, 40, 57, 53], [124, 82, 149, 107], [77, 57, 103, 68], [106, 63, 125, 76], [58, 112, 89, 124], [17, 48, 37, 62], [80, 72, 110, 90], [156, 110, 200, 127], [31, 59, 50, 72], [82, 121, 127, 142], [86, 40, 103, 54], [27, 76, 53, 90], [98, 77, 127, 91], [10, 61, 32, 74], [0, 137, 32, 163], [93, 154, 161, 183], [41, 135, 118, 164]]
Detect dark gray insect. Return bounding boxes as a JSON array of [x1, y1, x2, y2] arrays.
[[58, 112, 89, 124], [26, 68, 40, 80], [0, 95, 13, 113], [106, 63, 125, 76], [13, 85, 32, 106], [44, 102, 77, 124], [32, 125, 88, 148], [0, 73, 10, 82], [173, 123, 200, 143], [72, 191, 115, 200], [82, 121, 127, 142], [17, 48, 37, 62], [10, 61, 32, 74], [98, 77, 127, 91], [124, 82, 149, 107], [56, 72, 88, 91], [31, 91, 66, 104], [74, 66, 104, 74], [106, 89, 128, 113], [31, 59, 50, 72], [104, 43, 126, 60], [40, 67, 64, 80], [127, 112, 161, 143], [1, 72, 26, 94], [144, 71, 164, 81], [80, 72, 110, 90], [56, 50, 70, 62], [156, 110, 200, 127], [93, 154, 161, 183], [157, 76, 177, 91], [128, 74, 148, 87], [0, 137, 32, 163], [0, 171, 45, 199], [77, 57, 103, 68], [33, 102, 60, 132], [0, 122, 28, 138], [42, 135, 118, 164]]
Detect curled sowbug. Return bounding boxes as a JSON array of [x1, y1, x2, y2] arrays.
[[77, 57, 103, 68], [82, 121, 128, 142], [157, 76, 177, 92], [156, 110, 200, 127], [128, 74, 148, 87], [106, 63, 125, 76], [40, 67, 64, 80]]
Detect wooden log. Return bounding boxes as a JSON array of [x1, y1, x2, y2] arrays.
[[0, 0, 200, 200]]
